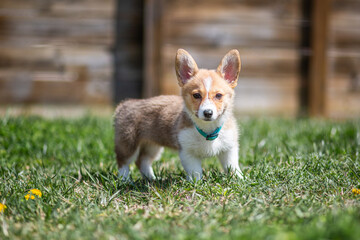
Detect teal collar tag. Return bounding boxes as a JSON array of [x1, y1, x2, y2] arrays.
[[195, 124, 223, 141]]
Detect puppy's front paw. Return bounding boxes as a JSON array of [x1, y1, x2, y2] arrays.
[[142, 174, 157, 182], [234, 170, 244, 179], [229, 168, 244, 180]]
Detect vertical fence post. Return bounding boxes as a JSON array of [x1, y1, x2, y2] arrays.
[[143, 0, 162, 98], [309, 0, 331, 117]]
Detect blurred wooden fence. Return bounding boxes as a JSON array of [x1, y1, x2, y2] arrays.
[[0, 0, 115, 104], [0, 0, 359, 118]]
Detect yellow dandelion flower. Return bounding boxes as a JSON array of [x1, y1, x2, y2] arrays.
[[352, 188, 360, 195], [0, 203, 7, 213], [25, 189, 42, 200]]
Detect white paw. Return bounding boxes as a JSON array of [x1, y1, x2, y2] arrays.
[[231, 168, 244, 180]]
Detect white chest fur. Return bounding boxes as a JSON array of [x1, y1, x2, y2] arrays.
[[178, 127, 236, 158]]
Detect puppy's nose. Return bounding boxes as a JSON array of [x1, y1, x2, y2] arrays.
[[203, 109, 213, 118]]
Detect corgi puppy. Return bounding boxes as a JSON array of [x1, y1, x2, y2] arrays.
[[114, 49, 243, 181]]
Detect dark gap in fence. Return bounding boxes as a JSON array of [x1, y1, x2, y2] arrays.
[[299, 0, 312, 116], [113, 0, 144, 104]]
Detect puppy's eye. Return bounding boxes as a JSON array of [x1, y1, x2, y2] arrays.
[[215, 93, 223, 100], [193, 93, 202, 99]]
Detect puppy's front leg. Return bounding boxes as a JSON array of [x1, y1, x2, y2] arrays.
[[218, 146, 243, 179], [179, 150, 202, 181]]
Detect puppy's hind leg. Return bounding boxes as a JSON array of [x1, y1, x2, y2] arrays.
[[136, 143, 164, 181], [116, 144, 139, 181]]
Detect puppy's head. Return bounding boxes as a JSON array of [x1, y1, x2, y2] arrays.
[[175, 49, 241, 122]]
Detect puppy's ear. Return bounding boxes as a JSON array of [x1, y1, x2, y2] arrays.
[[175, 49, 199, 86], [217, 49, 241, 88]]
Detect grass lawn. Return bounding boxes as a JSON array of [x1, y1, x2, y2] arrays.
[[0, 116, 360, 239]]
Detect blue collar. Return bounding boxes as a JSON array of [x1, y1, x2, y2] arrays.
[[195, 124, 223, 141]]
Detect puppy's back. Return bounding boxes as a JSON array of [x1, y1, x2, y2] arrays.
[[114, 95, 184, 149]]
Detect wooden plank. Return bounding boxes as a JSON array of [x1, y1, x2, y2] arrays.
[[331, 0, 360, 14], [0, 46, 112, 70], [161, 46, 299, 78], [0, 70, 112, 104], [235, 76, 300, 115], [309, 0, 331, 117], [164, 4, 301, 24], [0, 0, 114, 14], [166, 0, 301, 16], [0, 36, 113, 47], [328, 52, 360, 76], [163, 22, 299, 48], [326, 75, 360, 118], [326, 92, 360, 118], [0, 16, 114, 38], [327, 76, 360, 93], [50, 1, 115, 18], [234, 93, 299, 116]]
